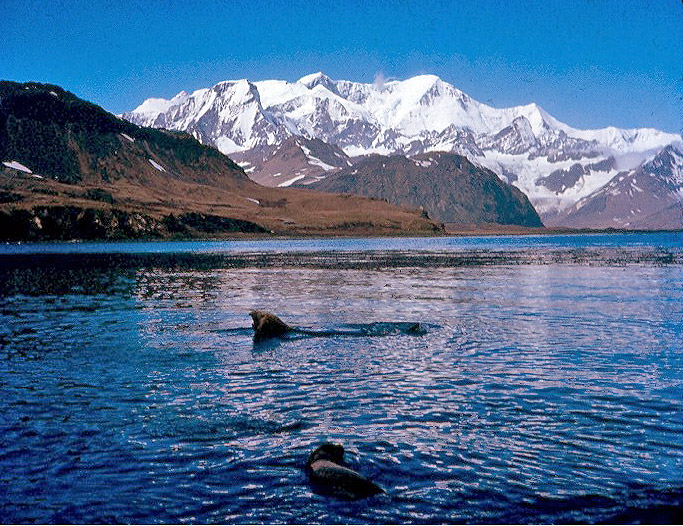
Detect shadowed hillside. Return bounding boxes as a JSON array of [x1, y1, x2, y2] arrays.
[[308, 152, 543, 227]]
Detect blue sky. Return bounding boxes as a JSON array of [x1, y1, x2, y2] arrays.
[[2, 0, 682, 134]]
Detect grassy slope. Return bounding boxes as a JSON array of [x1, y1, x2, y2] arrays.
[[0, 81, 440, 239]]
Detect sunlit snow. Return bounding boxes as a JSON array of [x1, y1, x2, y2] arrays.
[[300, 145, 336, 171], [3, 161, 32, 173], [123, 73, 683, 218], [278, 174, 306, 187], [216, 136, 242, 155], [308, 158, 335, 171], [148, 159, 166, 172]]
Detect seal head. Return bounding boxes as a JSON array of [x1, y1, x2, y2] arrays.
[[306, 443, 384, 500], [307, 443, 346, 465], [250, 310, 292, 339]]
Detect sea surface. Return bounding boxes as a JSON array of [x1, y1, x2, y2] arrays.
[[1, 233, 682, 524]]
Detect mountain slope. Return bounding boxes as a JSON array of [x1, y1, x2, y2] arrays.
[[0, 81, 441, 239], [309, 152, 543, 227], [123, 73, 682, 228], [0, 81, 254, 189], [231, 136, 352, 187], [548, 144, 683, 229]]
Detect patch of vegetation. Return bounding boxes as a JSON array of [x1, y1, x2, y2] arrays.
[[0, 191, 24, 204], [31, 188, 59, 196], [259, 198, 288, 208], [329, 221, 376, 230], [1, 114, 80, 183], [82, 188, 115, 204], [164, 212, 269, 234]]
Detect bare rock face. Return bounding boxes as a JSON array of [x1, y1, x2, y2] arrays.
[[232, 136, 352, 188], [249, 310, 292, 339]]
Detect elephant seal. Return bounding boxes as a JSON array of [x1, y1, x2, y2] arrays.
[[250, 310, 292, 339], [306, 443, 384, 499]]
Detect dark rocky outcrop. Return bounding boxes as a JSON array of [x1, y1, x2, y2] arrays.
[[0, 206, 268, 241]]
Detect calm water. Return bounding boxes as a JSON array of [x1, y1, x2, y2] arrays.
[[1, 233, 682, 524]]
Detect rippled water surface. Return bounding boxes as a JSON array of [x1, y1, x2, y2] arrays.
[[1, 234, 682, 523]]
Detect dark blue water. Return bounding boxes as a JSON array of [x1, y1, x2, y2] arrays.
[[1, 234, 682, 523]]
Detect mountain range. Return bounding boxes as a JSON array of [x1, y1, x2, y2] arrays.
[[0, 81, 440, 240], [124, 72, 683, 229]]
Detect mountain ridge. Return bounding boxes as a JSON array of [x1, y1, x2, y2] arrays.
[[123, 73, 682, 229]]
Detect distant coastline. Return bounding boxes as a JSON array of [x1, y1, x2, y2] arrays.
[[442, 223, 683, 237], [1, 220, 681, 244]]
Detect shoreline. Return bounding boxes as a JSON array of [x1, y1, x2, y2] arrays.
[[443, 223, 683, 237], [1, 225, 681, 245]]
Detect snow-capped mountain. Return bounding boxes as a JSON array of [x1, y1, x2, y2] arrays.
[[549, 143, 683, 229], [0, 80, 441, 239], [128, 79, 289, 155], [123, 72, 682, 228]]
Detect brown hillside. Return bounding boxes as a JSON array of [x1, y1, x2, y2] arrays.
[[0, 81, 441, 240]]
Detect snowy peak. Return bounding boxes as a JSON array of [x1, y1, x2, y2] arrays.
[[123, 72, 682, 229], [212, 79, 260, 105], [642, 142, 683, 184], [482, 116, 539, 155], [547, 143, 683, 229], [124, 72, 680, 160], [131, 90, 190, 119], [298, 72, 339, 94], [123, 78, 290, 154]]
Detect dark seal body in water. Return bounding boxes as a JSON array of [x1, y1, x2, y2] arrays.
[[306, 443, 384, 499], [250, 310, 292, 339], [250, 311, 428, 340]]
